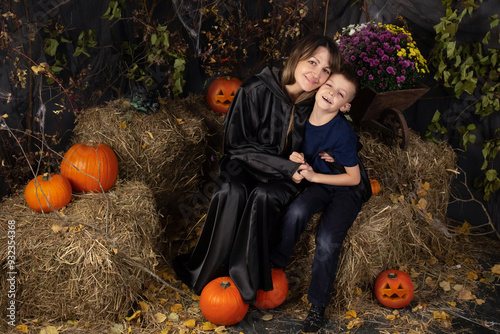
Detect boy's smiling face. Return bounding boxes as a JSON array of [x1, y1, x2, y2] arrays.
[[315, 73, 356, 113]]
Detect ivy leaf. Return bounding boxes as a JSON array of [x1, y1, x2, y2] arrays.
[[485, 169, 498, 181]]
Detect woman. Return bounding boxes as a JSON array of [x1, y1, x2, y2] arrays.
[[174, 34, 342, 303]]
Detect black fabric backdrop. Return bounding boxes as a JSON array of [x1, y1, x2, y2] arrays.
[[0, 0, 499, 232]]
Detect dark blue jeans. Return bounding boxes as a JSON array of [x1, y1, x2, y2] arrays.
[[271, 183, 362, 308]]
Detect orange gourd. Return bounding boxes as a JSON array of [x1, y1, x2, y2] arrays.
[[25, 173, 72, 213], [253, 268, 289, 309], [374, 269, 414, 308], [60, 143, 118, 193], [200, 277, 249, 326], [206, 77, 242, 114], [370, 179, 381, 195]]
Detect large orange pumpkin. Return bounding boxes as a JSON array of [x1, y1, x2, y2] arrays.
[[200, 277, 249, 326], [374, 269, 414, 308], [60, 143, 118, 193], [253, 268, 289, 309], [206, 76, 242, 114], [25, 173, 72, 213]]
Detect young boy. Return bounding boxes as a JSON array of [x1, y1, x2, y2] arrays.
[[270, 67, 362, 333]]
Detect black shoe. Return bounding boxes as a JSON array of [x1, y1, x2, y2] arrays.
[[301, 304, 325, 333]]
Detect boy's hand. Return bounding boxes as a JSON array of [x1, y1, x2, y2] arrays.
[[289, 152, 305, 164], [292, 163, 311, 183], [299, 169, 318, 183], [318, 151, 334, 162]]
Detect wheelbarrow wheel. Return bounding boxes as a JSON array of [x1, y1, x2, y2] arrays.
[[380, 108, 409, 149]]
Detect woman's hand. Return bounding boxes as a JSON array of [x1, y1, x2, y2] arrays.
[[289, 151, 305, 164], [318, 151, 334, 162]]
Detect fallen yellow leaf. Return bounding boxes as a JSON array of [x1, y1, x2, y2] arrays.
[[15, 324, 28, 333], [183, 319, 196, 328], [145, 131, 154, 139], [120, 121, 127, 129], [433, 311, 449, 320], [447, 301, 457, 307], [491, 264, 500, 275], [125, 310, 141, 321], [345, 310, 357, 319], [475, 298, 485, 305], [191, 294, 200, 301], [467, 272, 479, 280], [202, 322, 217, 331], [175, 118, 185, 124], [170, 303, 183, 312], [386, 314, 396, 321], [262, 314, 273, 321]]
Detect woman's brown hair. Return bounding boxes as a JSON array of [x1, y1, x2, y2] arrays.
[[281, 34, 342, 89]]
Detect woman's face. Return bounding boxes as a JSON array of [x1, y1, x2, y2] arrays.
[[292, 46, 332, 93]]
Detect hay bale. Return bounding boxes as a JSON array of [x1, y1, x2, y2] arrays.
[[0, 180, 160, 323], [71, 95, 224, 217], [288, 130, 457, 311]]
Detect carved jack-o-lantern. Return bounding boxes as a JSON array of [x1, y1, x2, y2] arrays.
[[374, 269, 414, 308], [206, 76, 242, 114]]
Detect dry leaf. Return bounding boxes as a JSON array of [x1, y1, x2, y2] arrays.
[[447, 301, 457, 307], [262, 314, 273, 321], [433, 311, 449, 320], [466, 272, 479, 280], [171, 303, 183, 312], [125, 310, 141, 321], [417, 198, 427, 210], [439, 281, 451, 292], [214, 326, 228, 333], [175, 118, 185, 124], [154, 312, 167, 323], [425, 276, 436, 287], [183, 319, 196, 328], [191, 294, 200, 301], [40, 326, 58, 334], [139, 301, 149, 312], [16, 324, 28, 333], [453, 284, 464, 292], [475, 298, 485, 305], [458, 289, 475, 300], [386, 314, 396, 321], [345, 310, 357, 319], [491, 264, 500, 275], [120, 121, 127, 129], [202, 322, 217, 331]]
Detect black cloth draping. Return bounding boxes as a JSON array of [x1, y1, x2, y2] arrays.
[[173, 67, 315, 303]]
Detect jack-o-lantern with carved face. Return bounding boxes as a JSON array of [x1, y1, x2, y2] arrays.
[[374, 269, 414, 308], [206, 76, 242, 114]]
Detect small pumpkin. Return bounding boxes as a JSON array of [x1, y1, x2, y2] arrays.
[[25, 173, 72, 213], [60, 142, 118, 193], [206, 76, 242, 114], [374, 269, 414, 308], [370, 179, 381, 195], [253, 268, 289, 309], [200, 276, 249, 326]]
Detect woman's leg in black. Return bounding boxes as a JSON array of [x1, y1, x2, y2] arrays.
[[228, 179, 303, 303], [173, 160, 254, 294]]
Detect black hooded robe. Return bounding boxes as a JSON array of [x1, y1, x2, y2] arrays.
[[174, 67, 314, 303]]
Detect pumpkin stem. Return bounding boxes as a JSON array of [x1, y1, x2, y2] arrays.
[[220, 281, 231, 289], [388, 273, 398, 279], [42, 173, 50, 181]]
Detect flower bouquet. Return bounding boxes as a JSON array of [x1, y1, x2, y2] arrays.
[[335, 22, 429, 92]]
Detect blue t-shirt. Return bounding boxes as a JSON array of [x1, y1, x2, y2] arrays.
[[302, 114, 358, 188]]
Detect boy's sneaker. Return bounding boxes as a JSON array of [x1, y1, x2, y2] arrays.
[[301, 304, 325, 333]]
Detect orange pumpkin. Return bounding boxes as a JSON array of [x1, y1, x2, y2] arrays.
[[370, 179, 381, 195], [253, 268, 289, 309], [25, 173, 72, 213], [374, 269, 414, 308], [60, 143, 118, 193], [200, 277, 249, 326], [206, 76, 242, 114]]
